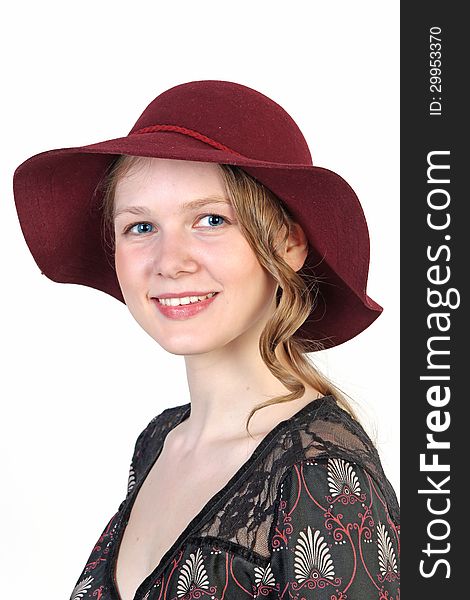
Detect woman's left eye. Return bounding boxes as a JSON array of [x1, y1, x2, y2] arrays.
[[197, 214, 228, 227], [126, 222, 154, 235]]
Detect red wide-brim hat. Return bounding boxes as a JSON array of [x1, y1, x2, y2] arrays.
[[12, 80, 382, 350]]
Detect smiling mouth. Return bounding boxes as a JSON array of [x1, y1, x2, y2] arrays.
[[155, 292, 218, 307]]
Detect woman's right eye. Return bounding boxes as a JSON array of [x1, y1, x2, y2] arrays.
[[124, 222, 154, 235]]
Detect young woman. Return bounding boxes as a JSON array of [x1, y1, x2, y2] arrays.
[[13, 80, 400, 600]]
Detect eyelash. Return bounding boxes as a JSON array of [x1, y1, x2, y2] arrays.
[[122, 214, 230, 235]]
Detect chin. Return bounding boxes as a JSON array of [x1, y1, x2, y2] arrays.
[[147, 331, 220, 356]]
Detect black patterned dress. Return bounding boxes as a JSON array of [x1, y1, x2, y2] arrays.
[[69, 395, 400, 600]]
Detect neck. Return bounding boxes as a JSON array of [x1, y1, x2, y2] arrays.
[[179, 336, 321, 451]]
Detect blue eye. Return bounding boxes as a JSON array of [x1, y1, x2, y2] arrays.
[[127, 222, 154, 235], [124, 214, 228, 236], [199, 214, 227, 227]]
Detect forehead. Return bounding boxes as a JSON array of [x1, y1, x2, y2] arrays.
[[114, 157, 225, 198], [113, 158, 231, 218]]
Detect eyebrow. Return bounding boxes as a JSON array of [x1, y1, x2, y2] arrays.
[[113, 196, 232, 220]]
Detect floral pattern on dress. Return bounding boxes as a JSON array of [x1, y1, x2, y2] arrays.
[[269, 458, 400, 599], [70, 575, 94, 600], [176, 547, 213, 598], [68, 407, 400, 600]]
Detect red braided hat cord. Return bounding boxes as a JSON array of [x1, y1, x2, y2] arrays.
[[132, 124, 245, 157]]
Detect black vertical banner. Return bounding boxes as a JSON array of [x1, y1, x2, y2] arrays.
[[401, 4, 465, 597]]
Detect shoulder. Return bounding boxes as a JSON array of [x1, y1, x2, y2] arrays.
[[274, 396, 400, 526], [136, 401, 189, 450], [126, 402, 189, 491], [267, 456, 400, 597], [295, 395, 376, 458], [276, 456, 397, 529]]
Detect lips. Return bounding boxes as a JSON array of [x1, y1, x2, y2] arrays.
[[151, 292, 219, 320]]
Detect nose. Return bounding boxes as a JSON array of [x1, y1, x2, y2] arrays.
[[151, 228, 199, 278]]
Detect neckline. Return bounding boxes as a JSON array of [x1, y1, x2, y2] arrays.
[[109, 394, 331, 600]]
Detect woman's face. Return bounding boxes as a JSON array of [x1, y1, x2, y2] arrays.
[[113, 157, 279, 356]]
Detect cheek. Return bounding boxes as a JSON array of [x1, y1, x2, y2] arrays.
[[216, 240, 274, 299], [114, 245, 146, 293]]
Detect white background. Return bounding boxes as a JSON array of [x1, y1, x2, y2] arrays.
[[1, 1, 399, 598]]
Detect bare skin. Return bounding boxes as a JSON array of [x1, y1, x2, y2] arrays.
[[112, 158, 323, 600], [115, 389, 322, 600]]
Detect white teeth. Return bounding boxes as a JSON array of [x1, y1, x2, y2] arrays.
[[157, 292, 216, 306]]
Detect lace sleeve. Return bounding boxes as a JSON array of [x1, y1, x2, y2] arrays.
[[125, 424, 148, 498], [266, 457, 400, 599], [124, 405, 188, 501]]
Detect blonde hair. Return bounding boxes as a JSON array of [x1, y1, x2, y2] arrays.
[[99, 155, 363, 438]]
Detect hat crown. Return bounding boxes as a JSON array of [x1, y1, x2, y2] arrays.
[[129, 80, 312, 165]]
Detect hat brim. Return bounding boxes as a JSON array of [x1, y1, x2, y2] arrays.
[[13, 130, 382, 350]]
